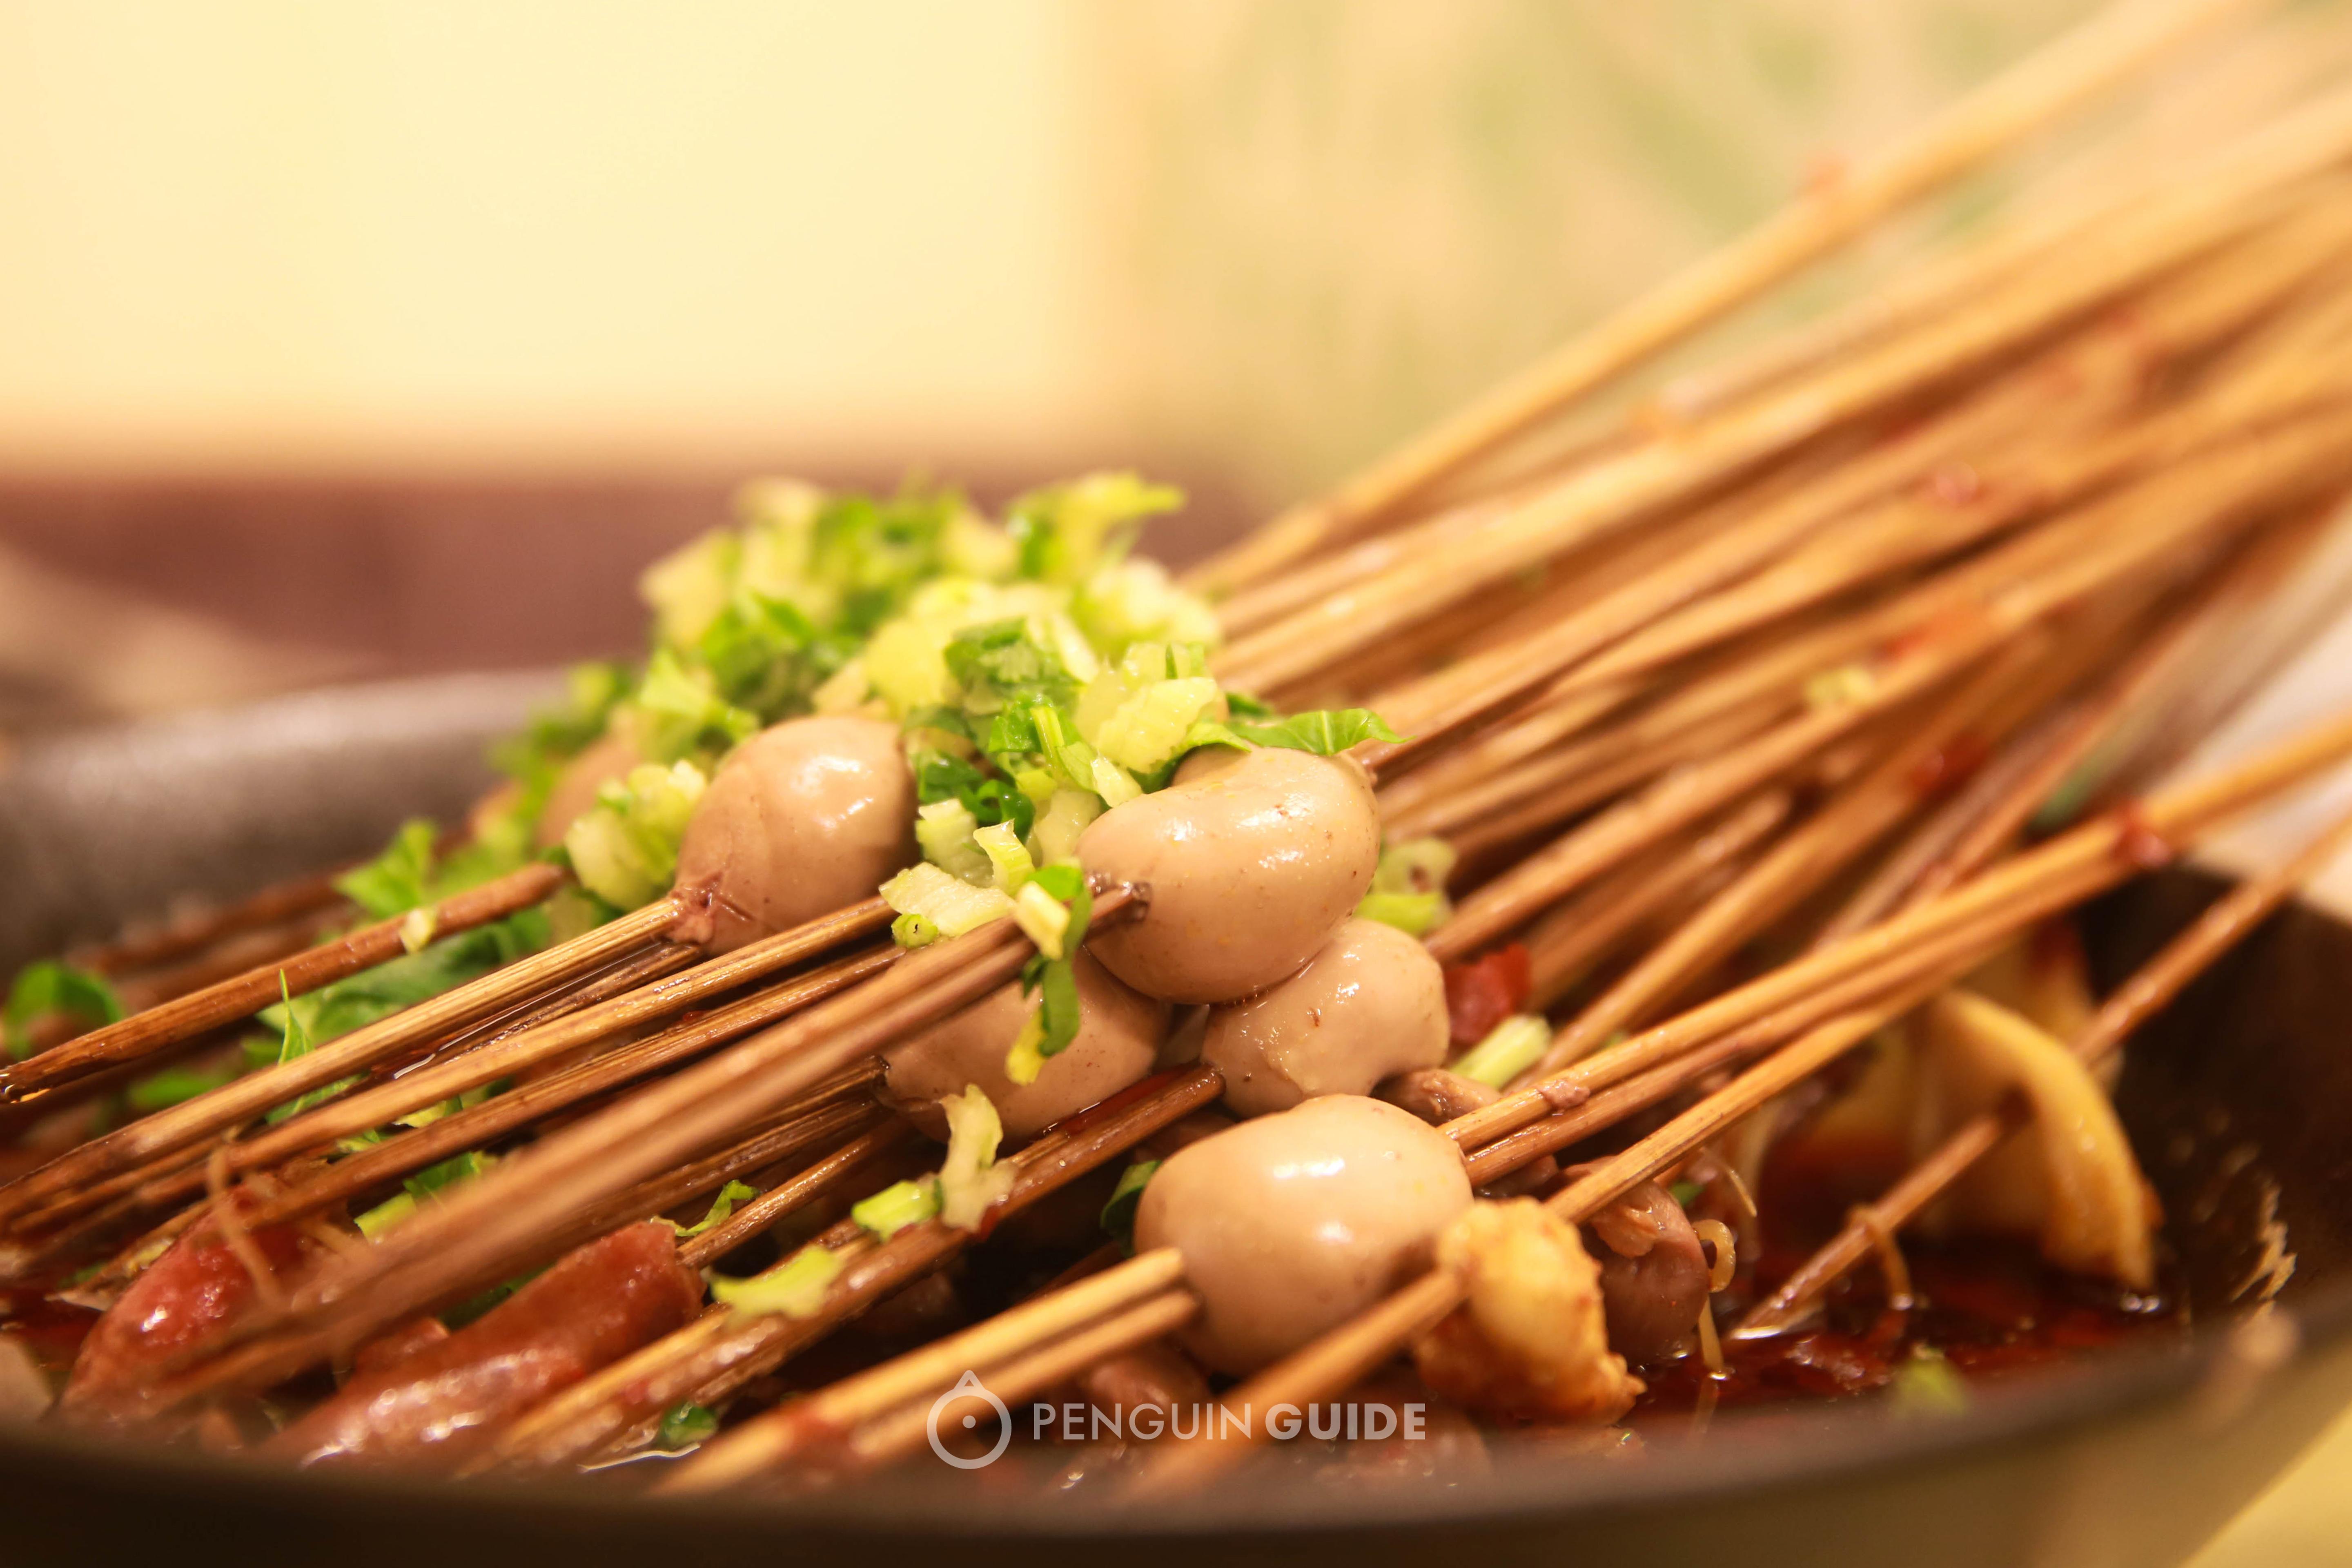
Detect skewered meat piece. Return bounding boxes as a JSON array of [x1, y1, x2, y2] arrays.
[[882, 949, 1170, 1138], [670, 716, 919, 952], [62, 1203, 336, 1430], [1203, 918, 1449, 1117], [1413, 1199, 1643, 1424], [1569, 1169, 1712, 1369], [1379, 1066, 1500, 1125], [269, 1222, 702, 1469], [1135, 1095, 1472, 1374], [1080, 746, 1381, 1004]]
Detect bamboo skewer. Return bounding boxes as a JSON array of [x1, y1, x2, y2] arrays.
[[140, 901, 1121, 1413], [475, 1064, 1225, 1474], [17, 7, 2352, 1492], [1437, 393, 2352, 962], [1184, 0, 2265, 595], [1736, 797, 2352, 1337], [662, 1247, 1191, 1489], [1223, 111, 2352, 721], [651, 702, 2352, 1496], [1446, 706, 2352, 1153], [1521, 792, 1796, 1010], [66, 871, 352, 984], [0, 896, 895, 1244], [0, 862, 570, 1105], [1523, 641, 2040, 1076], [679, 966, 1981, 1493]]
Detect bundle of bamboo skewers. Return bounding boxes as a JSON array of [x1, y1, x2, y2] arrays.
[[9, 0, 2352, 1498]]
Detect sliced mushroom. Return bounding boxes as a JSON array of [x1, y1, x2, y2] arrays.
[[1911, 987, 2158, 1288]]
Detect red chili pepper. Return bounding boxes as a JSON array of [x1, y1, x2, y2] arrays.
[[1443, 944, 1532, 1048], [2111, 800, 2174, 871], [1910, 733, 1991, 800]]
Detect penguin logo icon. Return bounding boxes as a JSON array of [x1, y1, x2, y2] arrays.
[[927, 1370, 1013, 1470]]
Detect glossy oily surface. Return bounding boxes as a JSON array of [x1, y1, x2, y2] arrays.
[[1079, 746, 1381, 1004], [1202, 917, 1449, 1117], [882, 949, 1172, 1138], [1134, 1094, 1472, 1374], [670, 715, 918, 952]]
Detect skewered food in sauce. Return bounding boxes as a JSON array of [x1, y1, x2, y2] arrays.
[[1134, 1096, 1472, 1374], [1201, 917, 1449, 1116], [1079, 747, 1383, 1004], [669, 716, 920, 952], [10, 10, 2352, 1503]]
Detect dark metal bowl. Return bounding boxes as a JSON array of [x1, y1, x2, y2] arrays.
[[2, 678, 2348, 1568]]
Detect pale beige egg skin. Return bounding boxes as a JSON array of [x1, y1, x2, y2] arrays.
[[533, 731, 645, 851], [1203, 917, 1449, 1118], [1133, 1094, 1472, 1375], [668, 715, 918, 952], [1078, 746, 1381, 1004], [881, 948, 1172, 1139]]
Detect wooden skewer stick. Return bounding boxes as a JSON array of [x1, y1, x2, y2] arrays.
[[1525, 641, 2037, 1076], [675, 880, 2053, 1495], [204, 911, 895, 1185], [0, 893, 893, 1241], [52, 1061, 900, 1313], [67, 870, 351, 983], [1445, 703, 2352, 1154], [0, 878, 672, 1234], [0, 862, 569, 1104], [1222, 103, 2346, 715], [1183, 0, 2265, 596], [0, 939, 718, 1262], [196, 955, 903, 1236], [832, 1292, 1201, 1482], [1135, 962, 2018, 1499], [1439, 392, 2352, 962], [142, 902, 1117, 1413], [662, 1247, 1191, 1490], [1736, 796, 2352, 1337], [475, 1063, 1223, 1474], [675, 1120, 915, 1271], [1521, 791, 1796, 1011]]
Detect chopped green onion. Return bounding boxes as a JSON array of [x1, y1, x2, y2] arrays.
[[880, 862, 1014, 942], [973, 821, 1034, 891], [398, 907, 438, 954], [658, 1403, 720, 1450], [891, 912, 942, 949], [563, 759, 708, 910], [915, 797, 993, 884], [1892, 1347, 1970, 1416], [1013, 880, 1074, 959], [1003, 1006, 1049, 1087], [711, 1243, 846, 1319], [1182, 706, 1403, 758], [1354, 891, 1448, 936], [1453, 1015, 1552, 1088], [937, 1085, 1016, 1230], [1099, 1160, 1159, 1252], [666, 1180, 760, 1240], [852, 1178, 942, 1240]]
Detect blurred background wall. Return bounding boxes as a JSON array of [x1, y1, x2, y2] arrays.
[[9, 0, 2347, 731]]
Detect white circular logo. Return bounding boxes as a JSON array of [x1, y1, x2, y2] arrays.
[[926, 1369, 1013, 1470]]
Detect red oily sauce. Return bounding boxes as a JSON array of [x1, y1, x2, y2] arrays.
[[1633, 1138, 2177, 1419]]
